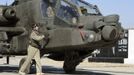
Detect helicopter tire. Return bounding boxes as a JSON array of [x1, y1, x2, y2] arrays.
[[63, 51, 82, 73]]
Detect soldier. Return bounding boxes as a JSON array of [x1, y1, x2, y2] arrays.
[[80, 6, 88, 15], [46, 1, 55, 18], [19, 24, 47, 75], [46, 5, 54, 17]]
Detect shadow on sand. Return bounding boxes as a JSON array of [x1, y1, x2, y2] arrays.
[[0, 65, 112, 75]]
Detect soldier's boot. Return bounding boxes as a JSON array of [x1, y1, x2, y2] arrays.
[[18, 71, 26, 75], [36, 73, 44, 75]]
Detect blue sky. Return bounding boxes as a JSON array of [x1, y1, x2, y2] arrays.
[[0, 0, 134, 28]]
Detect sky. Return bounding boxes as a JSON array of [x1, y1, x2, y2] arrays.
[[0, 0, 134, 28]]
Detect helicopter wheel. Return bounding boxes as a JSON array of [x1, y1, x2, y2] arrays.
[[19, 57, 32, 74], [63, 51, 82, 73]]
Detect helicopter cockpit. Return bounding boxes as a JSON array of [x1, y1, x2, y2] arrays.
[[69, 0, 102, 16]]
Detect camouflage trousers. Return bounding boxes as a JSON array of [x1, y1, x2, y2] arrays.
[[19, 45, 42, 73]]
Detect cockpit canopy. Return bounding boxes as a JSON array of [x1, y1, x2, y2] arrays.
[[68, 0, 101, 15], [40, 0, 102, 25]]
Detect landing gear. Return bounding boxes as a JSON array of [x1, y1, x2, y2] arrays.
[[19, 57, 32, 74], [6, 56, 9, 64], [63, 51, 82, 73]]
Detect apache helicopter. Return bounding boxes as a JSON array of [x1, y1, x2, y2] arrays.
[[0, 0, 124, 73]]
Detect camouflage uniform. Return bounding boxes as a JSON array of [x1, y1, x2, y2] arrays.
[[19, 30, 45, 75]]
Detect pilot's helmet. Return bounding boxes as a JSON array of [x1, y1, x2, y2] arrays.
[[80, 7, 87, 11]]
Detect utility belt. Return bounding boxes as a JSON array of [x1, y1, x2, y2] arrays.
[[29, 39, 41, 49], [29, 38, 48, 49]]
